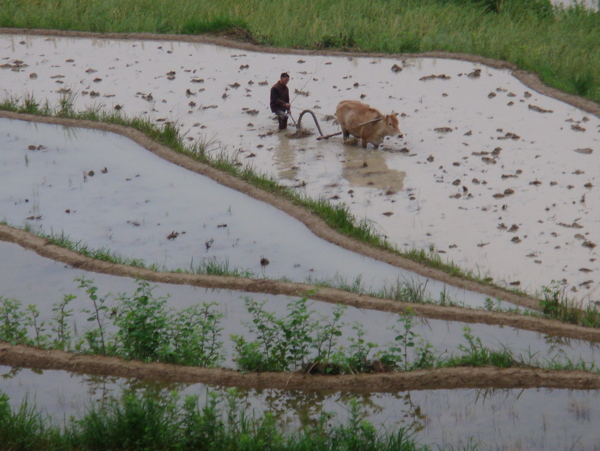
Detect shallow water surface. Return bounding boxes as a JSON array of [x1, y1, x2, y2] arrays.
[[0, 117, 491, 307], [1, 241, 598, 368], [1, 33, 599, 301], [1, 365, 599, 450], [552, 0, 598, 9]]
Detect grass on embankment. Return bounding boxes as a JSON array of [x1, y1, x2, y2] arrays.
[[0, 389, 430, 451], [2, 278, 597, 374], [1, 0, 599, 104], [7, 95, 600, 328]]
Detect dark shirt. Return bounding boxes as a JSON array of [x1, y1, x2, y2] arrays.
[[270, 81, 289, 112]]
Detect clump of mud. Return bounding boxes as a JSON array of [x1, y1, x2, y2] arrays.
[[287, 129, 314, 139]]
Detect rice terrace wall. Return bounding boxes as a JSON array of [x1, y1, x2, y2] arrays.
[[0, 1, 600, 448]]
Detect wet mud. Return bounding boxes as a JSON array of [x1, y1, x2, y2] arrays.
[[2, 30, 600, 298], [2, 342, 600, 392], [1, 29, 600, 391]]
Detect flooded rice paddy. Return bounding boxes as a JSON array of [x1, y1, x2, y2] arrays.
[[2, 364, 600, 450], [0, 116, 487, 307], [1, 240, 598, 367], [1, 33, 599, 301], [2, 29, 600, 448]]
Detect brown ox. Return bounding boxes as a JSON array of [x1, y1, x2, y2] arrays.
[[335, 100, 402, 148]]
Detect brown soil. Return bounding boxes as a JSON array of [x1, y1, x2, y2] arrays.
[[4, 218, 600, 344], [2, 342, 600, 392], [1, 28, 600, 391]]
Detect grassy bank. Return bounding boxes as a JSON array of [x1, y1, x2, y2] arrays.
[[0, 389, 432, 450], [7, 96, 600, 325], [0, 97, 479, 285], [0, 0, 599, 104], [1, 278, 597, 374]]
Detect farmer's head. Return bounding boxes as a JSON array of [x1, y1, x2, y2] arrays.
[[280, 72, 290, 85]]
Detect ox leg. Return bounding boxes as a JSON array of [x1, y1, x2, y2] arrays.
[[342, 129, 350, 144], [360, 132, 369, 148]]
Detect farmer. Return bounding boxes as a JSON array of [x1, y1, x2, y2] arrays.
[[270, 72, 291, 130]]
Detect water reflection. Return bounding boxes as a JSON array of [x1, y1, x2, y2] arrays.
[[273, 132, 299, 180], [342, 147, 406, 191], [2, 365, 600, 449]]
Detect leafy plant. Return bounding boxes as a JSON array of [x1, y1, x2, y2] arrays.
[[379, 313, 417, 371], [232, 297, 316, 372], [168, 303, 224, 366], [51, 294, 75, 351], [24, 304, 49, 348], [0, 277, 225, 367], [343, 322, 379, 373], [77, 276, 112, 354], [0, 297, 29, 345], [112, 280, 173, 361], [311, 304, 346, 368]]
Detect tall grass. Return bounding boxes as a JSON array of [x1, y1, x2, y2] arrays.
[[1, 0, 599, 103], [0, 393, 62, 449], [0, 389, 430, 450], [539, 281, 600, 329]]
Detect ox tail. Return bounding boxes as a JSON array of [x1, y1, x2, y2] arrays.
[[297, 109, 325, 137]]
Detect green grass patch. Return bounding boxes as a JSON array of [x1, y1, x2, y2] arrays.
[[539, 281, 600, 329], [0, 388, 433, 450], [2, 279, 596, 375]]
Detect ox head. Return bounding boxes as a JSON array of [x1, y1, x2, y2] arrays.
[[384, 112, 403, 139]]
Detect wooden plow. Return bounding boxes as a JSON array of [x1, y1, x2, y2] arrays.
[[291, 109, 384, 141]]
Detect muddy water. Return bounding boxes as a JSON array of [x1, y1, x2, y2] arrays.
[[0, 30, 599, 449], [1, 34, 599, 302], [1, 240, 599, 368], [0, 116, 490, 307], [1, 364, 599, 450]]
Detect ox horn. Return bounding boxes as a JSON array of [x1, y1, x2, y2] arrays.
[[357, 117, 383, 127]]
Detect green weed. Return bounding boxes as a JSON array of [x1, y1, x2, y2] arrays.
[[0, 393, 60, 450], [0, 297, 29, 345], [1, 283, 599, 375], [441, 326, 521, 368], [0, 278, 225, 367], [0, 388, 431, 450], [51, 293, 76, 351], [539, 281, 600, 329], [232, 297, 317, 372]]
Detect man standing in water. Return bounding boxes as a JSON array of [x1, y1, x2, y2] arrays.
[[270, 72, 291, 130]]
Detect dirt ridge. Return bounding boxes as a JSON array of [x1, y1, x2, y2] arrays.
[[2, 30, 600, 390], [1, 341, 600, 392], [2, 224, 600, 344]]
